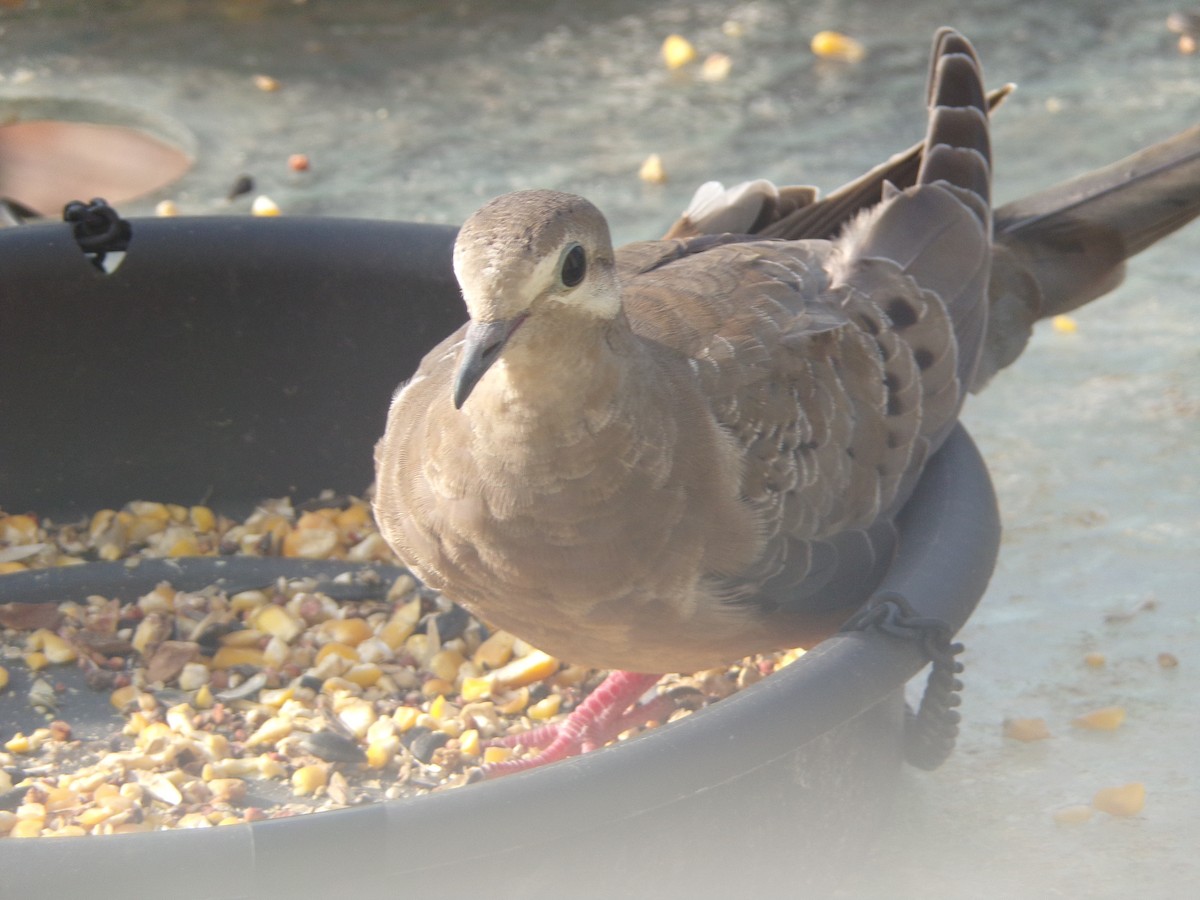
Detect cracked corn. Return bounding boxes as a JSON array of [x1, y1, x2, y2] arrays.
[[0, 496, 797, 837]]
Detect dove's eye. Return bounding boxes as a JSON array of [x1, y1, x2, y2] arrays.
[[559, 243, 587, 288]]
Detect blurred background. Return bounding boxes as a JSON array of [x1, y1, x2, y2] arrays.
[[2, 1, 1197, 896]]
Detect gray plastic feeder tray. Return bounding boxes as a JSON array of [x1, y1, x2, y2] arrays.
[[0, 216, 1000, 898]]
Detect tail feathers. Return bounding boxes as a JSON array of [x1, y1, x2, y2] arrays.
[[843, 28, 992, 395], [974, 123, 1200, 389]]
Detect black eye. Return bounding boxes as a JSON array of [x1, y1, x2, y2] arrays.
[[559, 244, 587, 288]]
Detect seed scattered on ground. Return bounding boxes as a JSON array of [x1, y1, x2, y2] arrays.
[[1072, 706, 1126, 732], [1092, 782, 1145, 817], [0, 495, 800, 837], [1003, 717, 1051, 742]]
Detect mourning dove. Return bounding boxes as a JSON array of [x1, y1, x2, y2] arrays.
[[375, 29, 1200, 774]]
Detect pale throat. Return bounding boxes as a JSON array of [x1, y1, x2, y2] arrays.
[[464, 310, 632, 445]]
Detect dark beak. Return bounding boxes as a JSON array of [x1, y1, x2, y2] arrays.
[[452, 316, 524, 409]]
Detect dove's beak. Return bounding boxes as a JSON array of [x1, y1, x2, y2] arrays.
[[452, 315, 526, 409]]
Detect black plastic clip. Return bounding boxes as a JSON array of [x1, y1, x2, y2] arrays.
[[63, 198, 132, 271], [841, 591, 964, 770]]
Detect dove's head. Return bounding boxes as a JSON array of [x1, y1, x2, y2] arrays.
[[450, 190, 619, 408]]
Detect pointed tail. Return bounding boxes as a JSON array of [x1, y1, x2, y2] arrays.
[[976, 123, 1200, 387]]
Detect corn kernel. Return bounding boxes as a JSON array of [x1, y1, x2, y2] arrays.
[[79, 806, 115, 828], [291, 764, 327, 797], [28, 628, 77, 664], [1072, 706, 1126, 731], [528, 694, 562, 721], [344, 663, 382, 688], [810, 30, 866, 62], [24, 651, 49, 671], [459, 728, 481, 758], [315, 642, 359, 665], [461, 676, 494, 702], [337, 699, 377, 739], [1003, 717, 1051, 742], [639, 153, 667, 185], [190, 505, 217, 532], [259, 686, 294, 708], [110, 683, 141, 710], [0, 561, 26, 574], [334, 503, 370, 531], [254, 605, 303, 642], [211, 646, 266, 669], [661, 34, 696, 69], [0, 665, 8, 691], [392, 706, 420, 732], [1, 513, 39, 543], [495, 686, 530, 716], [229, 590, 269, 614], [490, 649, 559, 688], [251, 195, 281, 216], [166, 534, 201, 557], [378, 615, 415, 649], [482, 746, 514, 766], [194, 684, 215, 709], [700, 52, 732, 82], [246, 716, 292, 747], [44, 786, 77, 812], [137, 721, 174, 752], [4, 732, 31, 754], [1052, 314, 1078, 333], [429, 648, 466, 683], [218, 628, 266, 648], [365, 739, 397, 769], [472, 628, 516, 672], [1092, 782, 1145, 816], [10, 818, 45, 838], [323, 617, 373, 646]]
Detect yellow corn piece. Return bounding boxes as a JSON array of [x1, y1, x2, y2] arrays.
[[1002, 717, 1051, 742], [322, 617, 373, 647], [254, 605, 303, 642], [490, 649, 560, 689], [9, 818, 45, 838], [459, 728, 481, 758], [392, 706, 419, 732], [639, 153, 667, 185], [661, 34, 696, 69], [1092, 782, 1145, 817], [189, 505, 216, 531], [246, 716, 292, 747], [482, 746, 513, 766], [291, 764, 327, 797], [315, 642, 359, 666], [473, 630, 516, 669], [29, 629, 77, 664], [210, 645, 266, 669], [527, 694, 562, 721], [1052, 314, 1078, 333], [1072, 706, 1126, 731], [810, 30, 866, 62]]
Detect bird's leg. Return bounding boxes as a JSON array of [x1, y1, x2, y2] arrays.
[[480, 670, 665, 778]]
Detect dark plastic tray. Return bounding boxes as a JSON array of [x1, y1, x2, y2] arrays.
[[0, 217, 1000, 897]]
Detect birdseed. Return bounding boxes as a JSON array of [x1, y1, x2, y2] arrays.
[[0, 500, 801, 837]]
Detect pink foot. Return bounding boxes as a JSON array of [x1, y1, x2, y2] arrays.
[[480, 671, 669, 778]]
